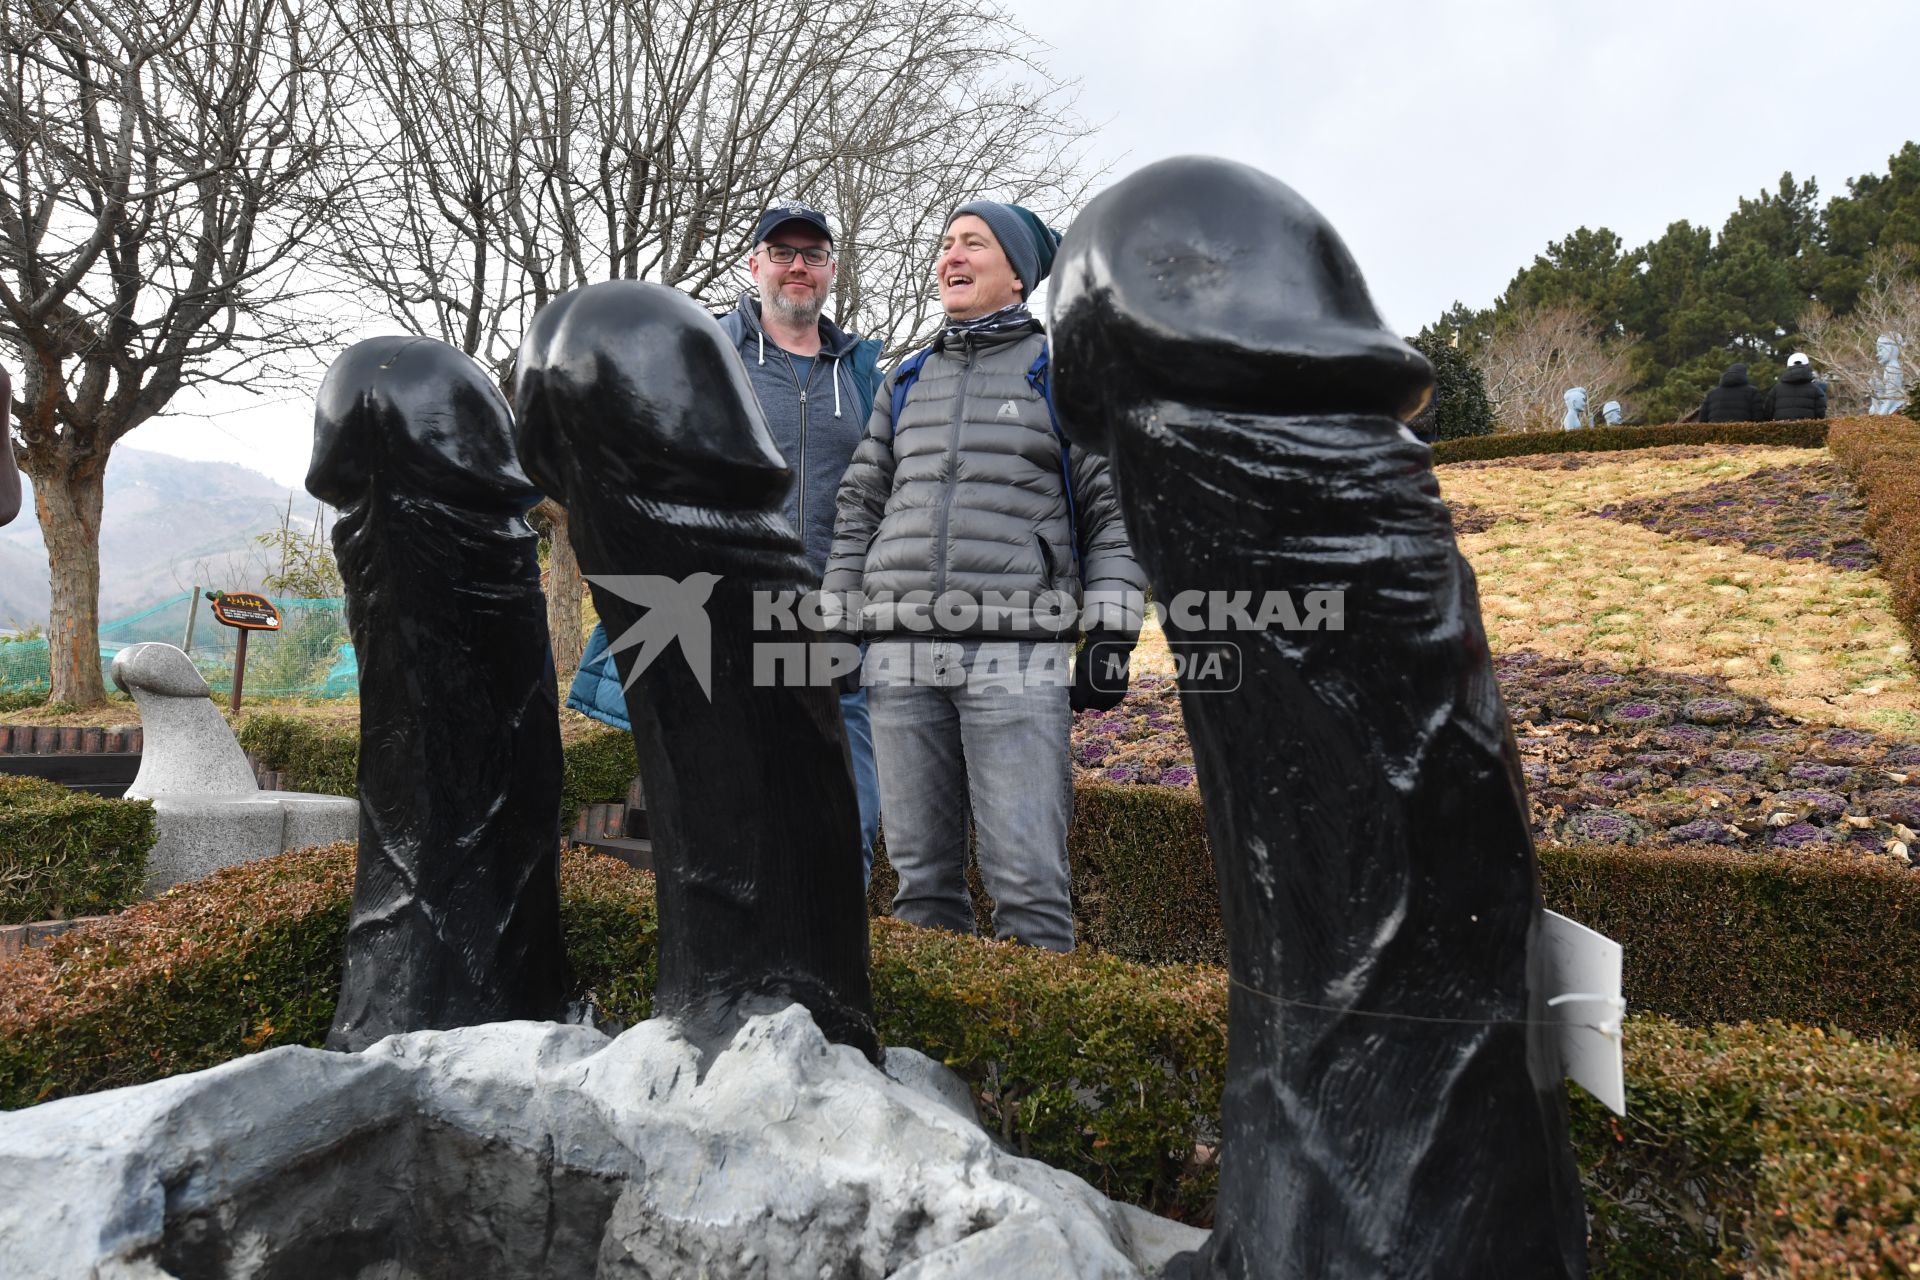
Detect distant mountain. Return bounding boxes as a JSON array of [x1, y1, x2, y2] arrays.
[[0, 448, 320, 630]]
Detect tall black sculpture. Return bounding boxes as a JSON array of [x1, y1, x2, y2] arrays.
[[513, 281, 877, 1060], [309, 336, 565, 1051], [0, 366, 19, 528], [1050, 157, 1587, 1278]]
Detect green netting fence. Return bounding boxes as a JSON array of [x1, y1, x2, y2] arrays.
[[0, 591, 357, 700]]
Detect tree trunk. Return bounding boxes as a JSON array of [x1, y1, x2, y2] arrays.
[[539, 498, 584, 687], [33, 460, 108, 707]]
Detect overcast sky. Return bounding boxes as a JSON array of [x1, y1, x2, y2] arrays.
[[124, 0, 1920, 488]]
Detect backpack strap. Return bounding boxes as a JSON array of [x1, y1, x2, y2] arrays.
[[1026, 349, 1082, 566], [886, 347, 935, 437]]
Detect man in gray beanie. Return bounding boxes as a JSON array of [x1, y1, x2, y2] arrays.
[[824, 201, 1146, 951]]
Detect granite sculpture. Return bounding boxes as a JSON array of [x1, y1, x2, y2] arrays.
[[1871, 331, 1908, 415], [1049, 155, 1587, 1278], [111, 642, 357, 894], [1601, 399, 1623, 425], [1561, 385, 1588, 430], [308, 336, 565, 1051], [513, 280, 877, 1060]]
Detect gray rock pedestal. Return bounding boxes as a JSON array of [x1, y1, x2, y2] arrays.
[[111, 642, 357, 894], [0, 1006, 1205, 1278]]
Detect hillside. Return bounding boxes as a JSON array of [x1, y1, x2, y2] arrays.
[[0, 449, 309, 630]]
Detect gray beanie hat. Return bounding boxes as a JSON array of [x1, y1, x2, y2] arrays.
[[948, 201, 1063, 293]]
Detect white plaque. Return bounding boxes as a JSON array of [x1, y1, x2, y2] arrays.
[[1540, 910, 1626, 1116]]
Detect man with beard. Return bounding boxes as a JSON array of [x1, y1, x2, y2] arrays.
[[566, 202, 885, 878]]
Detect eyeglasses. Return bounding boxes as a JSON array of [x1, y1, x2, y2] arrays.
[[760, 243, 832, 267]]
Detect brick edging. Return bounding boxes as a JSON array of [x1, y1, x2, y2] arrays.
[[0, 726, 142, 755], [0, 915, 107, 959]]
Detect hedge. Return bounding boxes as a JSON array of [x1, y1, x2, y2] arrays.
[[1830, 415, 1920, 660], [235, 714, 1920, 1040], [1430, 419, 1829, 464], [238, 714, 639, 828], [0, 775, 154, 925], [2, 843, 1916, 1276], [1043, 782, 1920, 1041]]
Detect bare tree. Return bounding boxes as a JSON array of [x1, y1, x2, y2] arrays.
[[1, 0, 351, 705], [322, 0, 1098, 677], [1474, 303, 1635, 433], [1800, 248, 1920, 415]]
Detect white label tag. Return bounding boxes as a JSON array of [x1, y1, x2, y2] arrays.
[[1540, 910, 1626, 1116]]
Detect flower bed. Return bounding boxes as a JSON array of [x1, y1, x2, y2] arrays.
[[3, 843, 1917, 1275], [1590, 460, 1876, 570], [1074, 649, 1920, 861]]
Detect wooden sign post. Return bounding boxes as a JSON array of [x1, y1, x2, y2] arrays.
[[208, 591, 282, 714]]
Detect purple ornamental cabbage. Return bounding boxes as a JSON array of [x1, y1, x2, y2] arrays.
[[1770, 822, 1838, 848], [1681, 697, 1750, 726], [1604, 700, 1672, 727], [1666, 818, 1740, 845]]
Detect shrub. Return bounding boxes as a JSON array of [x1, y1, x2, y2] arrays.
[[0, 775, 154, 925], [1409, 333, 1495, 440], [238, 715, 638, 827], [1057, 782, 1920, 1041], [1830, 415, 1920, 658], [5, 844, 1919, 1273], [560, 728, 639, 828], [236, 713, 358, 797], [1431, 420, 1828, 464]]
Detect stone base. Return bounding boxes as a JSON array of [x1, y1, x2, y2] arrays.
[[0, 1006, 1203, 1279], [140, 790, 358, 895]]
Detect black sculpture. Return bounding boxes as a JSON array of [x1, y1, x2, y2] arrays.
[[512, 281, 877, 1060], [309, 336, 565, 1051], [0, 366, 19, 528], [1050, 157, 1586, 1278]]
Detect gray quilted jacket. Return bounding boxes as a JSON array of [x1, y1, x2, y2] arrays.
[[824, 324, 1144, 641]]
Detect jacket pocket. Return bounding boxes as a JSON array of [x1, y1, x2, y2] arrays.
[[1035, 533, 1056, 589]]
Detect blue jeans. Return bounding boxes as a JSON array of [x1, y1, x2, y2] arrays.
[[839, 682, 881, 884], [865, 639, 1075, 951]]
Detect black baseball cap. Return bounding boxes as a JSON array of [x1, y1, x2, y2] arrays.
[[753, 200, 833, 246]]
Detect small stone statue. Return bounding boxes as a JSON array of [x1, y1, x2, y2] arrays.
[[309, 336, 565, 1051], [1871, 332, 1907, 415], [513, 281, 878, 1061], [0, 366, 19, 528], [1050, 156, 1586, 1278], [1562, 386, 1588, 430], [1601, 399, 1623, 425]]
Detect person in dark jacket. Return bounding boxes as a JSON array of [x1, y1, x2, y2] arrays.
[[567, 201, 886, 875], [826, 201, 1146, 951], [1764, 353, 1828, 421], [1698, 363, 1768, 422]]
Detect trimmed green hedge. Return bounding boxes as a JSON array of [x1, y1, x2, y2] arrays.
[[1431, 419, 1829, 464], [231, 720, 1920, 1039], [1831, 415, 1920, 660], [4, 843, 1917, 1274], [1052, 782, 1920, 1041], [238, 715, 640, 827], [0, 775, 154, 925], [236, 714, 358, 798]]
